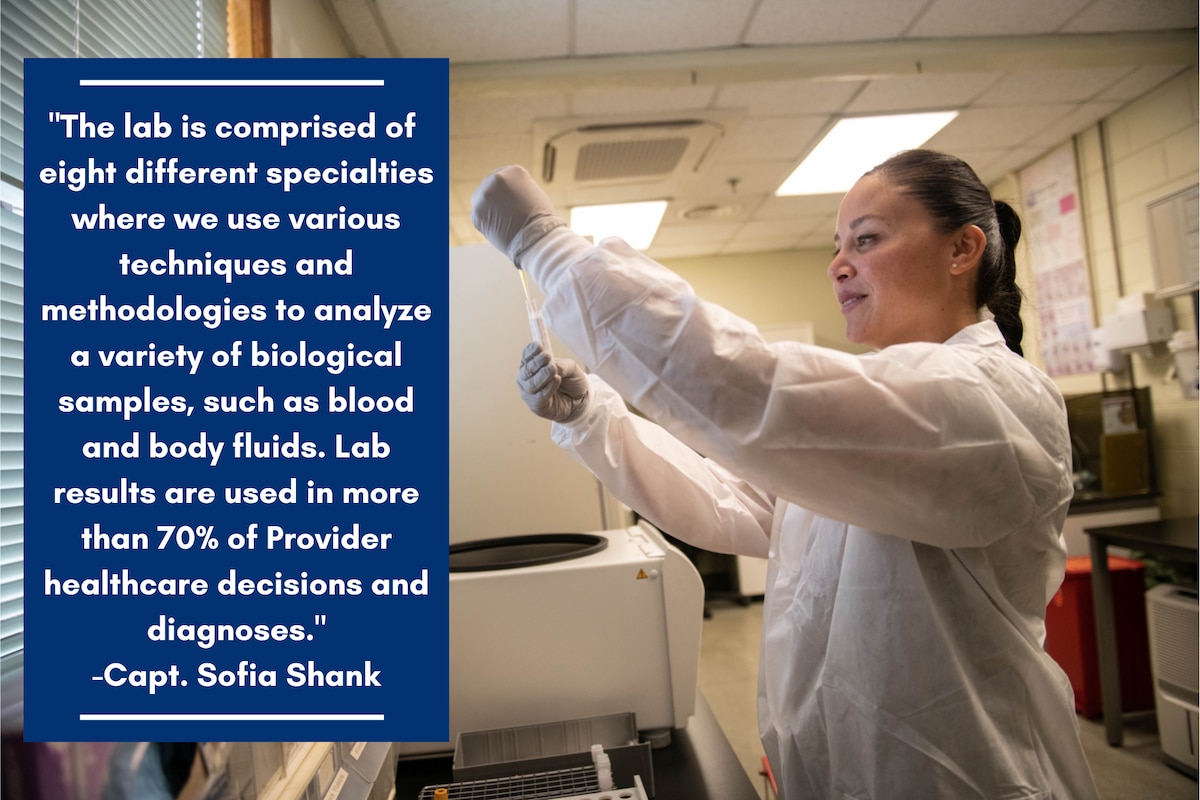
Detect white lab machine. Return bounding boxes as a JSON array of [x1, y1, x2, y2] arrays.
[[436, 245, 705, 763], [1146, 583, 1199, 776], [399, 521, 705, 757]]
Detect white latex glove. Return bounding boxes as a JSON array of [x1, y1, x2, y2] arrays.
[[471, 165, 566, 266], [517, 342, 591, 424]]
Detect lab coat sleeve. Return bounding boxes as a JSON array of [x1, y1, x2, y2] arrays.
[[522, 227, 1070, 550], [552, 375, 773, 558]]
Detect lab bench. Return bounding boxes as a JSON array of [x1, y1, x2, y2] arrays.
[[392, 693, 761, 800], [1062, 492, 1162, 558]]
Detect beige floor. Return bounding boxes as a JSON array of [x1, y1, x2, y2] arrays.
[[697, 600, 1198, 800]]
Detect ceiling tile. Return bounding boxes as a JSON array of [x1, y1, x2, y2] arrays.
[[553, 182, 678, 207], [907, 0, 1090, 37], [1024, 101, 1125, 149], [1098, 65, 1190, 103], [690, 161, 800, 197], [844, 72, 1003, 114], [795, 220, 839, 249], [941, 147, 1023, 182], [975, 146, 1053, 184], [569, 85, 717, 116], [755, 194, 844, 220], [925, 105, 1071, 150], [721, 236, 808, 255], [972, 66, 1135, 106], [653, 220, 743, 246], [375, 0, 569, 61], [651, 241, 742, 259], [343, 0, 1197, 262], [451, 93, 570, 136], [1061, 0, 1199, 33], [450, 134, 534, 177], [745, 0, 932, 44], [575, 0, 760, 55], [716, 116, 828, 162], [799, 217, 838, 247], [715, 78, 864, 116], [736, 218, 815, 241]]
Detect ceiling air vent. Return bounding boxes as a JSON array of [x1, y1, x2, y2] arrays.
[[540, 119, 725, 185]]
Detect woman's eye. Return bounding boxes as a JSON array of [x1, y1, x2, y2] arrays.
[[856, 234, 875, 248]]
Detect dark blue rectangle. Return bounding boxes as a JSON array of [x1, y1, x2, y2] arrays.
[[23, 59, 448, 742]]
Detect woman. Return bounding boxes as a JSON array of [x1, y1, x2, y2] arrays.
[[471, 150, 1099, 799]]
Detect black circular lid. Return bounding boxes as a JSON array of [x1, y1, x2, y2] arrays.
[[449, 533, 608, 572]]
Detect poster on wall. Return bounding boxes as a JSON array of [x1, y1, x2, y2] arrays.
[[1020, 144, 1096, 377]]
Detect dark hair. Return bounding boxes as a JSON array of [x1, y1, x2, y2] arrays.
[[867, 149, 1025, 356]]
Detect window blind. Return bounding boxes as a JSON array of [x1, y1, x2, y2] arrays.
[[0, 0, 228, 732]]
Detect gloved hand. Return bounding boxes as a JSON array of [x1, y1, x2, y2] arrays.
[[471, 165, 565, 266], [517, 342, 591, 424]]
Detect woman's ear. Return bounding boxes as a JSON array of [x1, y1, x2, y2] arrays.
[[949, 224, 987, 275]]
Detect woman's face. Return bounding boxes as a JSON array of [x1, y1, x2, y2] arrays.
[[828, 172, 971, 349]]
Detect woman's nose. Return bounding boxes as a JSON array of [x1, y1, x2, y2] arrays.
[[827, 253, 852, 282]]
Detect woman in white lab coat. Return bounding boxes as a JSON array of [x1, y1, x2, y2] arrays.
[[471, 150, 1099, 800]]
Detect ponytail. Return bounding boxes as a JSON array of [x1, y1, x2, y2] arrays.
[[980, 201, 1024, 357]]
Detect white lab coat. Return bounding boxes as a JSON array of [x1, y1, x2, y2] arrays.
[[520, 227, 1100, 800]]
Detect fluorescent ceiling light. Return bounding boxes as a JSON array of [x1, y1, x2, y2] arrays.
[[775, 111, 959, 196], [570, 200, 668, 251]]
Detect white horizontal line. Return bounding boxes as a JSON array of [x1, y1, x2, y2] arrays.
[[80, 713, 385, 721], [79, 79, 385, 87]]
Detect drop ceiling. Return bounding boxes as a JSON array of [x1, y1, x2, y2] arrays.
[[323, 0, 1198, 259]]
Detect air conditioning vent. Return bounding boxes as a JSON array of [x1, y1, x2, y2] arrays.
[[537, 117, 728, 187], [575, 137, 690, 181]]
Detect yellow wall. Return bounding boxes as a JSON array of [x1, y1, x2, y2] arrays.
[[663, 67, 1199, 520], [660, 248, 866, 353], [270, 0, 350, 58], [1072, 68, 1199, 519]]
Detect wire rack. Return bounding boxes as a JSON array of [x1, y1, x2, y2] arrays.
[[417, 766, 648, 800]]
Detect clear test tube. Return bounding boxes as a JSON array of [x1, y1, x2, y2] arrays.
[[519, 269, 553, 357]]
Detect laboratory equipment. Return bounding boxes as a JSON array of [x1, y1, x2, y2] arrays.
[[520, 267, 553, 355], [398, 521, 704, 757], [1146, 584, 1199, 776], [1168, 329, 1199, 399], [452, 712, 653, 792], [592, 745, 614, 791], [1100, 292, 1176, 354], [418, 769, 649, 800]]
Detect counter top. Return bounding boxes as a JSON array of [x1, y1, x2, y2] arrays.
[[1067, 491, 1158, 514], [1083, 516, 1198, 558], [392, 692, 761, 800]]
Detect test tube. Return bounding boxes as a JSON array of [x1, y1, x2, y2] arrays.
[[519, 268, 553, 357]]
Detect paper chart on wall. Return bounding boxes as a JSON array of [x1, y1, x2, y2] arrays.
[[1020, 144, 1096, 377]]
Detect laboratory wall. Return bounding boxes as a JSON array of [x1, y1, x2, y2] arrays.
[[1061, 67, 1198, 520], [270, 0, 350, 58], [659, 248, 866, 354], [448, 244, 619, 541]]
